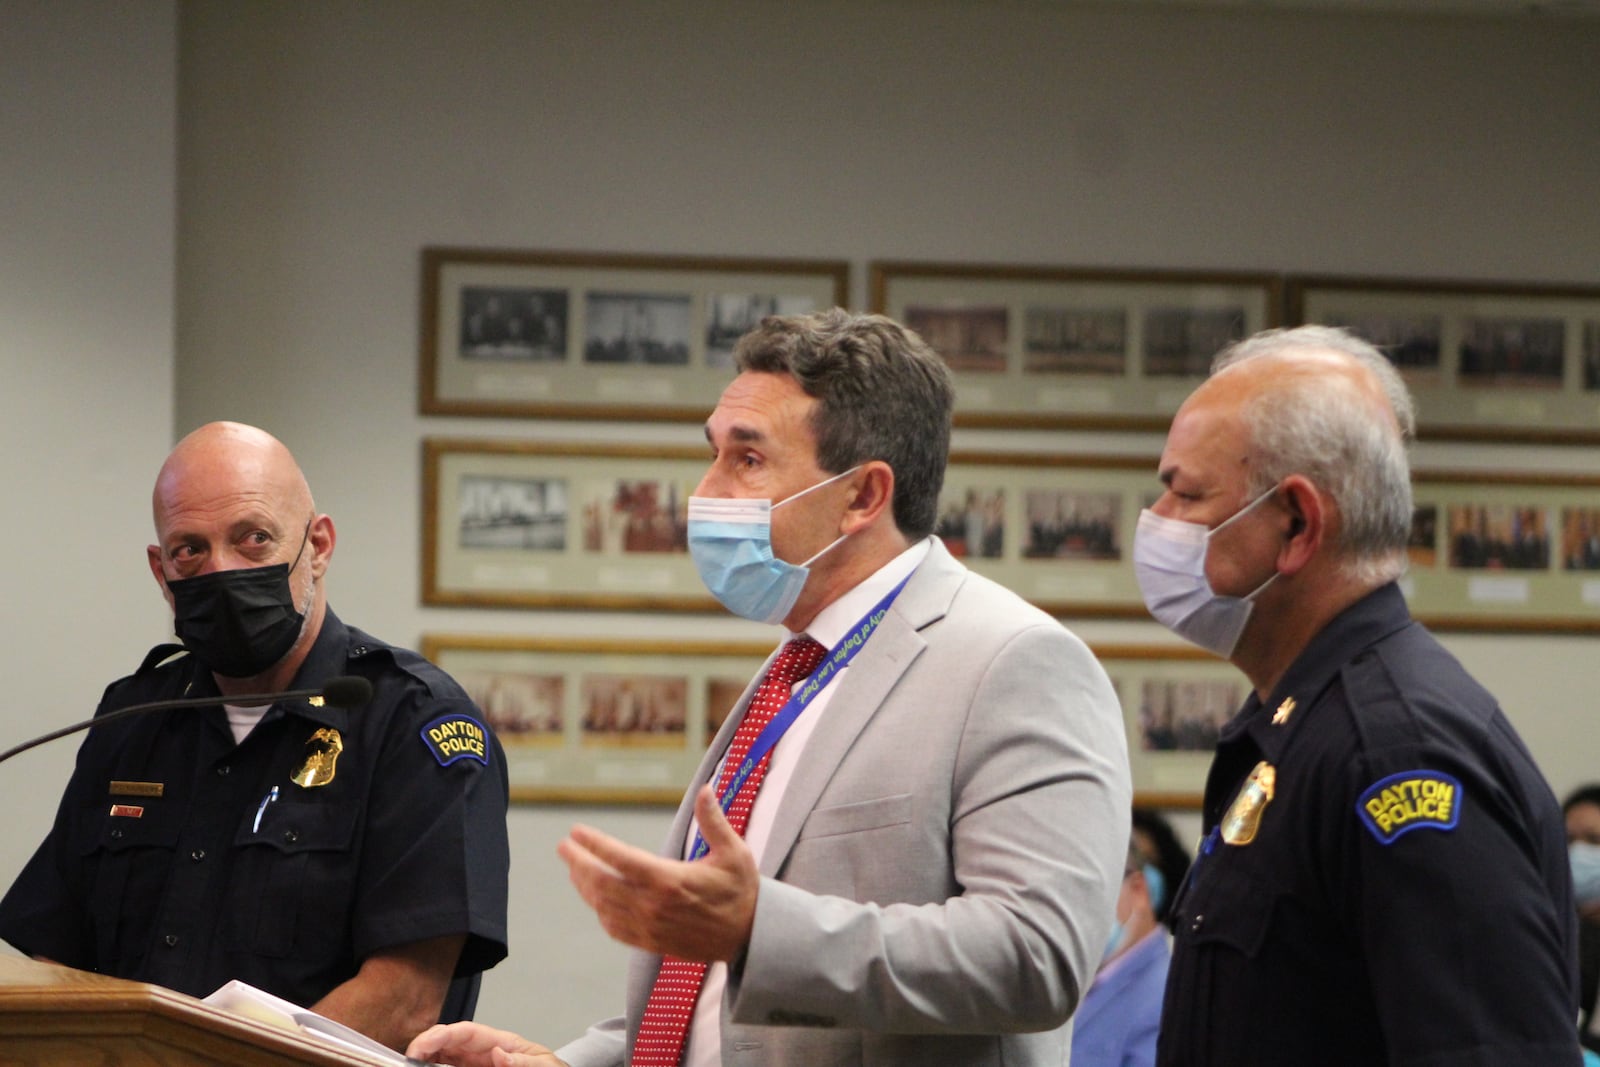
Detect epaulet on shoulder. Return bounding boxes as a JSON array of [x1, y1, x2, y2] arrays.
[[136, 643, 190, 676]]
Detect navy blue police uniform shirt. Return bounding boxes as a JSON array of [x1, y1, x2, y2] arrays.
[[0, 609, 510, 1015], [1156, 584, 1580, 1067]]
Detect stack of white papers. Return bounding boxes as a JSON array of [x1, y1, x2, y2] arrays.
[[202, 979, 440, 1066]]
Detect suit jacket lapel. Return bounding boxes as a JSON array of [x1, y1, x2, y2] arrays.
[[756, 539, 965, 876]]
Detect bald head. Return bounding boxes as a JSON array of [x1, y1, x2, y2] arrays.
[[154, 421, 314, 533]]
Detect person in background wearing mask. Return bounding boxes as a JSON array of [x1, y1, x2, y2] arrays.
[[410, 308, 1131, 1067], [1130, 807, 1190, 933], [1563, 784, 1600, 1057], [1070, 834, 1172, 1067], [0, 422, 510, 1052], [1139, 327, 1579, 1066]]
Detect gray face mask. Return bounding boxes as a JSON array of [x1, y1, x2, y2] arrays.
[[1131, 487, 1278, 658]]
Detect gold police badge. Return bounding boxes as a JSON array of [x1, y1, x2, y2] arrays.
[[292, 727, 343, 788], [1220, 760, 1276, 845]]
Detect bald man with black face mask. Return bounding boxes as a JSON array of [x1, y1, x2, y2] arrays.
[[0, 421, 511, 1054]]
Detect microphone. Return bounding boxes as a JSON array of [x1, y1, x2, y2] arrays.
[[0, 675, 374, 767]]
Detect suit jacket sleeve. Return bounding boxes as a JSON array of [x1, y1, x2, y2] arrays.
[[725, 614, 1131, 1034]]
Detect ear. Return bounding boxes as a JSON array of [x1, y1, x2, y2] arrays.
[[146, 544, 173, 605], [839, 461, 895, 535], [307, 514, 337, 579], [1275, 475, 1325, 576]]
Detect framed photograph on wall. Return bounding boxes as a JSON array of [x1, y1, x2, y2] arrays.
[[421, 633, 1238, 807], [420, 247, 849, 420], [1095, 644, 1238, 809], [421, 634, 772, 804], [422, 438, 1163, 617], [1286, 275, 1600, 442], [870, 261, 1282, 429], [423, 438, 718, 612], [1403, 469, 1600, 631], [423, 438, 1600, 632]]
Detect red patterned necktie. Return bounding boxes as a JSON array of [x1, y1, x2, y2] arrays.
[[630, 636, 828, 1067]]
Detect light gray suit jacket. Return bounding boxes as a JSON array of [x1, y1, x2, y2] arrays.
[[559, 538, 1131, 1066]]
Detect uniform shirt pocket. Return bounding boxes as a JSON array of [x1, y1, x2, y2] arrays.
[[81, 804, 183, 972], [229, 799, 359, 959], [1180, 861, 1276, 958]]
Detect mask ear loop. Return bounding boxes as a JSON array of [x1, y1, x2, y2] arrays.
[[771, 464, 864, 511], [799, 533, 849, 567], [1206, 482, 1280, 540], [773, 465, 865, 569], [287, 517, 314, 572]]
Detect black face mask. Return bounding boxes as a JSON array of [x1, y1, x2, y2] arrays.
[[166, 528, 310, 678]]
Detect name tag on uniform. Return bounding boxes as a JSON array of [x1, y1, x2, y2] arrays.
[[109, 780, 164, 797]]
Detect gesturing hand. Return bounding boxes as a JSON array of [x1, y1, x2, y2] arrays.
[[557, 783, 759, 962]]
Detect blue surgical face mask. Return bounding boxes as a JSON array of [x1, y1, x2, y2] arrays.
[[687, 467, 860, 624], [1102, 863, 1164, 964], [1571, 841, 1600, 906], [1103, 918, 1127, 961]]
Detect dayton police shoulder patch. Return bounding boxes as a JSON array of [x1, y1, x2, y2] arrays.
[[1356, 769, 1462, 845], [420, 714, 491, 767]]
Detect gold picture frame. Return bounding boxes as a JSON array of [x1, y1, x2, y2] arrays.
[[419, 246, 849, 420], [420, 438, 1158, 617], [1096, 644, 1236, 810], [421, 633, 771, 804], [870, 260, 1283, 429], [1287, 274, 1600, 442], [422, 634, 1236, 808]]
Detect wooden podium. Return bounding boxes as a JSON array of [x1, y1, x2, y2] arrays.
[[0, 954, 398, 1066]]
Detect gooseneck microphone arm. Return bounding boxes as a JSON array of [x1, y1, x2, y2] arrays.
[[0, 675, 374, 767]]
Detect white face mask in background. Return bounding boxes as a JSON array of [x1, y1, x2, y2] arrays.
[[1132, 485, 1280, 658]]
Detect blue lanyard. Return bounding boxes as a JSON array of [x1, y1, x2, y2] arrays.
[[689, 572, 912, 860]]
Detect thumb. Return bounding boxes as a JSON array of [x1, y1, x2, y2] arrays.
[[694, 782, 740, 857]]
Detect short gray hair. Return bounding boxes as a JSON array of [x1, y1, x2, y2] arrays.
[[1212, 325, 1415, 585], [734, 309, 954, 539]]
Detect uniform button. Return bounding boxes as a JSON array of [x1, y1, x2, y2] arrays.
[[282, 829, 299, 844], [109, 828, 124, 840], [352, 645, 368, 656], [216, 765, 231, 777], [1191, 914, 1204, 932], [164, 934, 179, 947], [190, 849, 206, 862]]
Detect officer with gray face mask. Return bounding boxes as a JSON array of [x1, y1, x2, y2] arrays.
[[1142, 326, 1579, 1067]]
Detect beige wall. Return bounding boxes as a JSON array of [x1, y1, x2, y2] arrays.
[[5, 0, 1600, 1046], [0, 0, 177, 938]]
